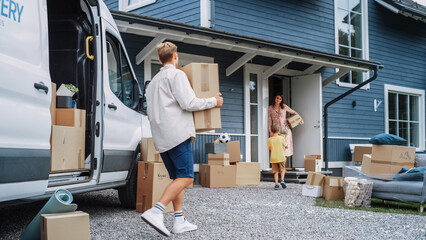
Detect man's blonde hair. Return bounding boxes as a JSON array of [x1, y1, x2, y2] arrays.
[[156, 42, 177, 64]]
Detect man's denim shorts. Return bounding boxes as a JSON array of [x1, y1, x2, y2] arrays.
[[160, 139, 194, 179]]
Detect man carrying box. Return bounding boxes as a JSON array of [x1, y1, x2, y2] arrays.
[[143, 42, 223, 236]]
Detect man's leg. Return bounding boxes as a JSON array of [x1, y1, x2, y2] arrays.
[[159, 177, 193, 209]]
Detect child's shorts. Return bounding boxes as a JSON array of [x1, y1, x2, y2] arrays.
[[271, 161, 286, 174]]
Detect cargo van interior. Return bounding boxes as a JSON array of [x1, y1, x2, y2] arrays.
[[47, 0, 94, 184]]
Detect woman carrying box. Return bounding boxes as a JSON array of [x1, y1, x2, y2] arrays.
[[268, 94, 304, 158]]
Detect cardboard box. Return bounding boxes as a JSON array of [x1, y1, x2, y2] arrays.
[[370, 145, 416, 180], [304, 155, 322, 172], [193, 108, 222, 133], [361, 154, 372, 174], [235, 162, 260, 185], [306, 172, 325, 186], [205, 143, 227, 154], [40, 211, 90, 240], [56, 109, 85, 127], [51, 125, 85, 172], [286, 114, 302, 129], [208, 153, 230, 165], [302, 185, 322, 198], [180, 63, 221, 132], [323, 176, 344, 201], [50, 83, 56, 125], [199, 164, 236, 188], [136, 162, 173, 213], [227, 141, 241, 163], [141, 138, 159, 162], [353, 146, 372, 162], [154, 153, 163, 163]]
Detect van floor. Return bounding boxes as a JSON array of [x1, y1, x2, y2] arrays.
[[261, 170, 333, 183]]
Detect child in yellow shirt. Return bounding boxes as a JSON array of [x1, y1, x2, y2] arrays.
[[267, 124, 288, 190]]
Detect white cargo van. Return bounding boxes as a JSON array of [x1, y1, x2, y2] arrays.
[[0, 0, 150, 208]]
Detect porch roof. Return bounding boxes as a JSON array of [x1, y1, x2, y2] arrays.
[[111, 10, 382, 86], [375, 0, 426, 23]]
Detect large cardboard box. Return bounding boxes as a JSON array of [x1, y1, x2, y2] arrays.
[[286, 114, 302, 129], [370, 145, 416, 180], [180, 63, 221, 132], [205, 143, 227, 154], [50, 83, 56, 125], [51, 125, 85, 172], [361, 154, 372, 174], [136, 162, 173, 213], [304, 155, 322, 172], [235, 162, 260, 186], [40, 211, 90, 240], [199, 164, 236, 188], [323, 176, 344, 201], [353, 146, 372, 162], [227, 141, 241, 163], [141, 138, 159, 162], [56, 109, 85, 127], [306, 172, 325, 186]]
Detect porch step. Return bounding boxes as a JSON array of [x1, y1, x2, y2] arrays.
[[261, 170, 333, 184]]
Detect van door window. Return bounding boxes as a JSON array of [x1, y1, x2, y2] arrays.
[[121, 50, 135, 107], [106, 34, 137, 109], [107, 41, 123, 100]]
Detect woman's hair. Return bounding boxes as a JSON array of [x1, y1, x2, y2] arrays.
[[271, 124, 280, 134], [272, 94, 285, 109], [156, 42, 177, 64]]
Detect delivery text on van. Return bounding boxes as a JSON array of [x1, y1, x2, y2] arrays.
[[1, 0, 23, 23]]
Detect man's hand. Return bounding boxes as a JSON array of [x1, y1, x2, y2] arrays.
[[215, 93, 223, 107]]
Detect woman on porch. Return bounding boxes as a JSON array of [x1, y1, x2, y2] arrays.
[[268, 94, 304, 158]]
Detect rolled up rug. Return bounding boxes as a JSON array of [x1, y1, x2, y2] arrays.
[[20, 189, 78, 240]]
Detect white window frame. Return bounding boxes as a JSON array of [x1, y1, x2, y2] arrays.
[[200, 0, 211, 28], [384, 84, 425, 151], [119, 0, 156, 12], [334, 0, 370, 89]]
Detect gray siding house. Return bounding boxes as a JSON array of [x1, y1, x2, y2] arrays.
[[103, 0, 426, 175]]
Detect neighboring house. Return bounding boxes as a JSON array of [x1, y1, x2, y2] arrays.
[[103, 0, 426, 175]]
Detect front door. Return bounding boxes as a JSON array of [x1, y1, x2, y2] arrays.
[[244, 65, 268, 169], [291, 74, 323, 168]]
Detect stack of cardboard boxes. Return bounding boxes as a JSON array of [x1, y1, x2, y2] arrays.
[[302, 172, 344, 201], [199, 141, 261, 188], [50, 83, 86, 172], [136, 137, 173, 213], [360, 144, 415, 180]]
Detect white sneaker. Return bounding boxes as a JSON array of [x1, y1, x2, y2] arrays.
[[141, 208, 171, 237], [172, 218, 198, 234]]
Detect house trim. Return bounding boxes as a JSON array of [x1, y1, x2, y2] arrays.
[[384, 84, 425, 151], [200, 0, 211, 28], [119, 0, 156, 12]]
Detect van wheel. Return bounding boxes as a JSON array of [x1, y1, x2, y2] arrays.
[[118, 151, 140, 209]]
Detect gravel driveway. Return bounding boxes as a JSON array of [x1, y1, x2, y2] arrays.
[[1, 182, 425, 239]]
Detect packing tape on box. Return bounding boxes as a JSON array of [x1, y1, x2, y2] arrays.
[[204, 110, 212, 128], [20, 189, 77, 240], [370, 160, 413, 166], [201, 64, 209, 92]]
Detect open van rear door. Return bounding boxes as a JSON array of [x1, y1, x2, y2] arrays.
[[0, 0, 50, 202]]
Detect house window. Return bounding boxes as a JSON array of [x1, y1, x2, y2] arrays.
[[335, 0, 369, 86], [119, 0, 156, 11], [385, 85, 425, 151]]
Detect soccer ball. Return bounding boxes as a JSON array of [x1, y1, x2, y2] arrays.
[[219, 133, 230, 143]]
